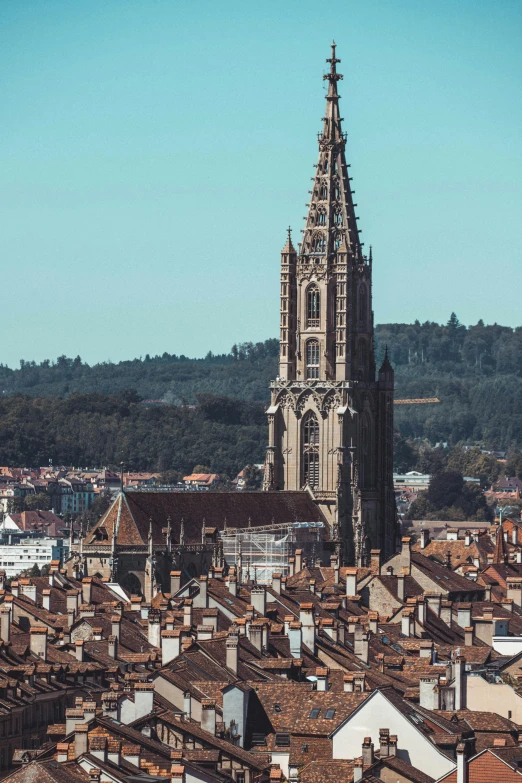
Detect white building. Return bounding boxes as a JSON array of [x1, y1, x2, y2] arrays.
[[0, 537, 66, 578]]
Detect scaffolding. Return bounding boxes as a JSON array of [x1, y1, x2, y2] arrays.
[[220, 521, 324, 584]]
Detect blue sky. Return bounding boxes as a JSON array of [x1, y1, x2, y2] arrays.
[[1, 0, 521, 367]]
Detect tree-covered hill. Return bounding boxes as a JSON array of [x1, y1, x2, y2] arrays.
[[0, 317, 521, 468]]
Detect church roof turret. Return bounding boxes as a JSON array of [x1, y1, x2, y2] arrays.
[[281, 226, 296, 254], [378, 345, 394, 375]]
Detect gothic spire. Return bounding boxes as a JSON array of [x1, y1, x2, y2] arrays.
[[301, 43, 362, 261]]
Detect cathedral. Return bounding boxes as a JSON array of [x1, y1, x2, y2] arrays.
[[263, 44, 397, 565], [80, 45, 397, 595]]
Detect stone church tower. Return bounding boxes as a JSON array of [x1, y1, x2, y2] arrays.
[[263, 44, 397, 565]]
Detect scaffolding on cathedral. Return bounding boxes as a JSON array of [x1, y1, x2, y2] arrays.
[[220, 520, 324, 584]]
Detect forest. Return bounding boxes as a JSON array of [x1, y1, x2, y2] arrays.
[[0, 317, 520, 476]]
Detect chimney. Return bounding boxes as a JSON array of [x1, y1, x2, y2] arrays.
[[20, 580, 37, 603], [295, 549, 303, 573], [162, 630, 182, 665], [299, 603, 315, 652], [362, 738, 374, 767], [57, 743, 69, 763], [229, 576, 237, 596], [148, 609, 162, 648], [353, 759, 363, 783], [121, 744, 140, 767], [464, 625, 474, 646], [419, 675, 440, 710], [195, 576, 208, 608], [454, 656, 466, 710], [74, 723, 89, 758], [226, 632, 239, 673], [354, 625, 369, 664], [201, 699, 216, 735], [11, 581, 19, 598], [82, 578, 92, 606], [457, 604, 471, 629], [140, 603, 150, 620], [288, 557, 295, 578], [420, 529, 430, 549], [507, 578, 522, 606], [397, 573, 405, 602], [184, 690, 191, 719], [456, 743, 467, 783], [316, 667, 329, 692], [343, 674, 354, 692], [272, 572, 281, 594], [89, 736, 107, 763], [465, 530, 471, 547], [171, 765, 185, 783], [134, 683, 154, 719], [401, 610, 412, 638], [331, 555, 340, 584], [111, 615, 121, 640], [368, 612, 379, 634], [309, 578, 316, 594], [251, 586, 266, 616], [369, 549, 381, 575], [202, 608, 218, 633], [108, 635, 118, 659], [75, 640, 84, 662], [517, 551, 522, 565], [400, 537, 411, 574], [417, 597, 427, 625], [288, 622, 302, 659], [440, 600, 452, 626], [389, 736, 397, 756], [42, 589, 51, 612], [66, 589, 80, 617], [170, 571, 181, 595], [197, 624, 214, 641], [419, 640, 433, 659], [345, 567, 358, 597], [183, 599, 193, 627], [88, 771, 100, 783], [379, 729, 390, 758], [249, 621, 263, 652], [483, 584, 492, 601], [29, 626, 47, 661], [0, 609, 10, 644]]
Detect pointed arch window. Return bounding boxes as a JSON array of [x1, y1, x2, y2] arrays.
[[334, 209, 343, 226], [320, 184, 328, 200], [334, 233, 342, 250], [358, 339, 368, 378], [307, 286, 320, 328], [302, 412, 320, 489], [306, 339, 320, 379], [335, 184, 341, 200], [318, 209, 327, 226]]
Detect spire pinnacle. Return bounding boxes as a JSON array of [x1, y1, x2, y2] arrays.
[[281, 226, 295, 253]]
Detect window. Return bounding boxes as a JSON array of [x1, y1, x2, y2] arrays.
[[318, 210, 327, 226], [334, 210, 343, 226], [302, 412, 320, 489], [309, 708, 320, 719], [273, 703, 281, 713], [320, 185, 328, 200], [251, 733, 266, 746], [276, 733, 290, 746], [306, 340, 320, 380], [302, 744, 309, 753], [307, 286, 320, 328], [325, 708, 336, 719]]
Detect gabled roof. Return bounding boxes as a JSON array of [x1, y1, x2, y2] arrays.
[[85, 490, 327, 548]]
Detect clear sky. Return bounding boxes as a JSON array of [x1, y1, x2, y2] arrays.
[[1, 0, 521, 368]]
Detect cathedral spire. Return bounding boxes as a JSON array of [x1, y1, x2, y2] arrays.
[[300, 44, 362, 262]]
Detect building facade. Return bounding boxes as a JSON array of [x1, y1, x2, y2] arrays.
[[263, 45, 397, 564]]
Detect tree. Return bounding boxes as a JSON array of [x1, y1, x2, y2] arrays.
[[242, 464, 262, 490], [24, 493, 51, 511], [427, 471, 464, 508]]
